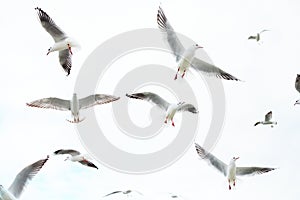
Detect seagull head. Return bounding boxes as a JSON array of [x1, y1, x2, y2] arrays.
[[194, 43, 203, 49], [64, 156, 70, 161], [232, 156, 240, 162], [294, 100, 300, 106]]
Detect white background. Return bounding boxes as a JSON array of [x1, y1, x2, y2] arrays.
[[0, 0, 299, 199]]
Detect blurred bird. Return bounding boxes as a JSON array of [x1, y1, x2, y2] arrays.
[[126, 92, 198, 127], [103, 190, 143, 197], [248, 30, 270, 42], [0, 156, 49, 200], [195, 143, 276, 190], [157, 6, 240, 81], [27, 93, 120, 123], [35, 7, 80, 76], [294, 74, 300, 105], [54, 149, 98, 169], [254, 111, 277, 128]]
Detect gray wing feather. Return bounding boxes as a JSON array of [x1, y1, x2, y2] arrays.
[[79, 94, 120, 110], [157, 7, 185, 62], [295, 74, 300, 93], [26, 97, 70, 111], [195, 143, 228, 176], [8, 156, 49, 198], [265, 111, 272, 122], [59, 49, 72, 76], [177, 103, 198, 113], [78, 160, 98, 169], [191, 58, 240, 81], [126, 92, 170, 111], [53, 149, 80, 156], [103, 191, 123, 197], [236, 167, 275, 176], [35, 7, 67, 42]]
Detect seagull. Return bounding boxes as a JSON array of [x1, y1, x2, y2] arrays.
[[294, 74, 300, 105], [26, 93, 120, 123], [126, 92, 198, 127], [0, 156, 49, 200], [248, 30, 270, 42], [254, 111, 277, 128], [157, 7, 240, 81], [54, 149, 98, 169], [103, 190, 143, 197], [195, 143, 275, 190], [35, 7, 80, 76]]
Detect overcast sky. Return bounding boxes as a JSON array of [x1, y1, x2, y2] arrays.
[[0, 0, 299, 199]]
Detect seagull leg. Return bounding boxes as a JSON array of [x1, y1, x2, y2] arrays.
[[68, 44, 73, 55], [233, 180, 236, 187], [164, 115, 169, 124], [174, 67, 180, 80], [171, 118, 175, 127], [228, 180, 231, 190], [181, 69, 186, 78]]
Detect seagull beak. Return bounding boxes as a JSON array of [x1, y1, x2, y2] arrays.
[[197, 46, 203, 49], [235, 157, 240, 160]]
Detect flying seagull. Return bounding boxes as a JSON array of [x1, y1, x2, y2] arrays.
[[103, 190, 143, 197], [254, 111, 277, 128], [195, 143, 275, 190], [294, 74, 300, 105], [35, 7, 80, 76], [248, 30, 270, 42], [54, 149, 98, 169], [157, 6, 240, 81], [126, 92, 198, 127], [0, 156, 49, 200], [26, 93, 120, 123]]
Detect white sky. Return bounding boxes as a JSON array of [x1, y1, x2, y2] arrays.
[[0, 0, 299, 199]]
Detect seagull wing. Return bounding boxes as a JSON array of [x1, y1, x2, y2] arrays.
[[78, 160, 98, 169], [191, 58, 240, 81], [8, 156, 49, 199], [59, 49, 72, 76], [195, 143, 228, 176], [248, 36, 256, 40], [126, 92, 170, 111], [177, 103, 198, 114], [54, 149, 81, 156], [295, 74, 300, 93], [35, 7, 67, 42], [26, 97, 70, 111], [254, 122, 261, 126], [103, 191, 123, 197], [236, 167, 275, 176], [79, 94, 120, 110], [265, 111, 272, 122], [157, 6, 185, 62], [260, 29, 270, 34]]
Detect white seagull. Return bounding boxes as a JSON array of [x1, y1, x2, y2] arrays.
[[254, 111, 277, 128], [126, 92, 198, 127], [0, 156, 49, 200], [26, 93, 120, 123], [195, 143, 275, 190], [157, 7, 240, 81], [248, 30, 270, 42], [294, 74, 300, 105], [35, 7, 80, 76], [54, 149, 98, 170], [103, 190, 143, 197]]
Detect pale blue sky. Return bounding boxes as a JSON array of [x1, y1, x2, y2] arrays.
[[0, 0, 299, 199]]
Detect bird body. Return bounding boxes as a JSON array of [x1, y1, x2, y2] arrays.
[[195, 143, 275, 190], [0, 157, 48, 200], [27, 93, 120, 123], [157, 7, 240, 81], [54, 149, 98, 169], [126, 92, 198, 127], [35, 7, 80, 75], [294, 74, 300, 105], [254, 111, 277, 128]]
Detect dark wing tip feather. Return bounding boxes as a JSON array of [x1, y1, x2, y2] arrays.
[[126, 93, 144, 100], [254, 122, 260, 126], [195, 143, 206, 159]]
